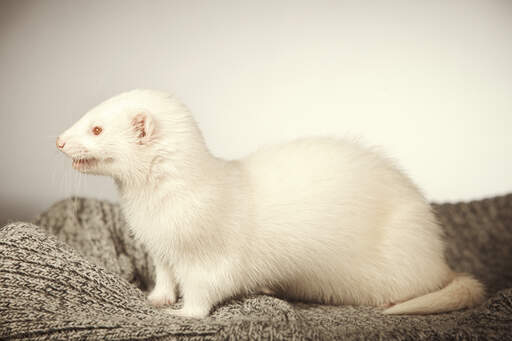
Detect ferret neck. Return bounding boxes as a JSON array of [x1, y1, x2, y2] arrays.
[[115, 142, 224, 192]]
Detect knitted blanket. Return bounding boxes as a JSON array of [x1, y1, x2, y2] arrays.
[[1, 196, 512, 340]]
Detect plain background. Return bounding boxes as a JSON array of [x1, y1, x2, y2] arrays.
[[1, 0, 511, 225]]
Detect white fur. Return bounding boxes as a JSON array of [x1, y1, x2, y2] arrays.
[[57, 89, 485, 318]]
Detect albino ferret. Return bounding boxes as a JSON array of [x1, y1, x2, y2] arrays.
[[57, 89, 484, 318]]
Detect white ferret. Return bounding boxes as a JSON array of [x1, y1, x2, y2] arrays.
[[57, 89, 485, 318]]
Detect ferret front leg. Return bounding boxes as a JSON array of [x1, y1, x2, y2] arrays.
[[168, 265, 232, 318], [167, 280, 213, 318], [147, 259, 177, 307]]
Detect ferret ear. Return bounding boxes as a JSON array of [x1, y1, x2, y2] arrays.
[[131, 112, 154, 145]]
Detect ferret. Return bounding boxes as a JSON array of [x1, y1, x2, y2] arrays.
[[56, 89, 485, 318]]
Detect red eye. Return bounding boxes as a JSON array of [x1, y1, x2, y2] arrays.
[[92, 126, 103, 136]]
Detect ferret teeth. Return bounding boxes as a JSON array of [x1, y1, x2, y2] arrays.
[[72, 158, 97, 168]]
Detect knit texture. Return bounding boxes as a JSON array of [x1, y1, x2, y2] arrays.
[[1, 195, 512, 340]]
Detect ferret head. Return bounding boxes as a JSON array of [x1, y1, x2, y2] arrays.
[[57, 89, 204, 183]]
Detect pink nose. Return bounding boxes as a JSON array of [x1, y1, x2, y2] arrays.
[[56, 137, 65, 149]]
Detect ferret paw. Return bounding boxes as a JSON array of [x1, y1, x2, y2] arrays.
[[379, 302, 395, 309], [167, 306, 210, 319], [147, 289, 177, 307]]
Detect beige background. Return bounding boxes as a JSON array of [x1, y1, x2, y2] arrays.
[[1, 0, 511, 224]]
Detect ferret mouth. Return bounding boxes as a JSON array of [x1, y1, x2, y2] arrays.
[[72, 157, 98, 171]]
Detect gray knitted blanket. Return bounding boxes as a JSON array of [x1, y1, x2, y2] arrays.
[[1, 196, 512, 340]]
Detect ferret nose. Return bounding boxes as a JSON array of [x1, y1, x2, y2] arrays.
[[56, 137, 66, 149]]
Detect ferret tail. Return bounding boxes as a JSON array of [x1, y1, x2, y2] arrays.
[[383, 273, 485, 315]]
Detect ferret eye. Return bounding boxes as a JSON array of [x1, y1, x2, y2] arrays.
[[92, 126, 103, 136]]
